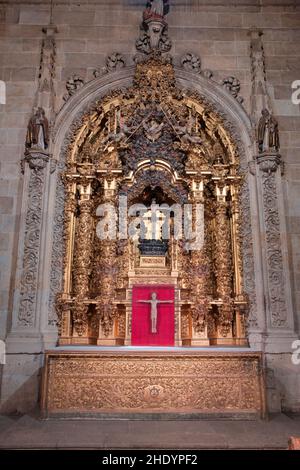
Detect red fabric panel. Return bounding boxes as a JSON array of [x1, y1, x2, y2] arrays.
[[132, 285, 175, 346]]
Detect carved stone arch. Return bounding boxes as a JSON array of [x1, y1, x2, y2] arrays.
[[52, 66, 253, 165], [133, 159, 182, 179], [47, 63, 261, 340], [175, 67, 253, 169], [125, 167, 189, 206]]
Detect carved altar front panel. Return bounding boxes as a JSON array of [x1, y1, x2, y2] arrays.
[[42, 350, 266, 418]]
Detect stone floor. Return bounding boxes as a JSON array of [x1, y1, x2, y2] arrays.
[[0, 412, 300, 449]]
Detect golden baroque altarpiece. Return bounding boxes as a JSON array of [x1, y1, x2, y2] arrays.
[[55, 54, 249, 348], [39, 3, 271, 418]]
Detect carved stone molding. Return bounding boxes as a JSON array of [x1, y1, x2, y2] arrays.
[[256, 153, 288, 328], [18, 150, 50, 328], [21, 149, 49, 173], [181, 53, 213, 79], [48, 161, 65, 326], [248, 26, 292, 333], [222, 76, 244, 104], [93, 53, 126, 78], [181, 53, 201, 74], [256, 153, 281, 175], [240, 175, 258, 329], [63, 75, 85, 102]]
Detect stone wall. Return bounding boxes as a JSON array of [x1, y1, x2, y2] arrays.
[[0, 0, 300, 414]]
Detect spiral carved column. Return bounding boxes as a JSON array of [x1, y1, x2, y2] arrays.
[[71, 181, 94, 343], [57, 174, 77, 344], [231, 181, 248, 345], [214, 183, 234, 344], [62, 177, 77, 294], [189, 182, 210, 346], [96, 178, 119, 345]]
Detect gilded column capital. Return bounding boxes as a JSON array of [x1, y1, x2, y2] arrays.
[[212, 172, 230, 204], [190, 178, 205, 204], [78, 198, 94, 213]]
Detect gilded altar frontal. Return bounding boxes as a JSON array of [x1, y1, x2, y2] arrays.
[[1, 0, 300, 445]]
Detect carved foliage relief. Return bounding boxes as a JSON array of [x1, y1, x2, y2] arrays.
[[261, 170, 287, 327], [44, 352, 264, 414], [48, 161, 66, 326], [18, 154, 48, 327]]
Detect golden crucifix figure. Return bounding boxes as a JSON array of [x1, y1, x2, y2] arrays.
[[138, 292, 173, 334]]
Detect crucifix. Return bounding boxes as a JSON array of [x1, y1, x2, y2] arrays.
[[142, 199, 166, 241], [138, 292, 173, 334]]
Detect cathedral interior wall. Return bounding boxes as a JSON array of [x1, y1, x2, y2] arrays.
[[0, 0, 300, 414]]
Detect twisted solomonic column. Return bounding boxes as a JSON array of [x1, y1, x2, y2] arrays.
[[71, 179, 94, 342], [189, 183, 210, 346], [96, 177, 119, 345], [214, 181, 235, 344]]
